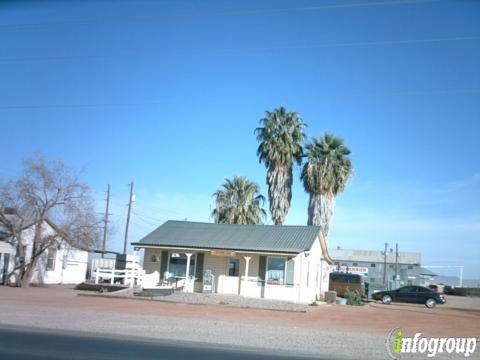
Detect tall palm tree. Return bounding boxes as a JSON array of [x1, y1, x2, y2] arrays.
[[255, 107, 306, 225], [301, 133, 352, 239], [212, 176, 266, 225]]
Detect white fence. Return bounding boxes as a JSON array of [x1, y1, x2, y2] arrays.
[[91, 258, 116, 271], [93, 267, 145, 288], [91, 252, 144, 288]]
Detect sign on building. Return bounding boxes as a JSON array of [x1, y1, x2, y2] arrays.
[[327, 265, 369, 276], [203, 269, 215, 293]]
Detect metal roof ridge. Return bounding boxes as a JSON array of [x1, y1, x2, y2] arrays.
[[165, 219, 321, 228]]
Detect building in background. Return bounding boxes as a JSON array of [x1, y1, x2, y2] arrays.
[[328, 247, 437, 289], [0, 218, 88, 285]]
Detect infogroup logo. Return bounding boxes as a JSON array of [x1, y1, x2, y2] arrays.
[[386, 328, 478, 358]]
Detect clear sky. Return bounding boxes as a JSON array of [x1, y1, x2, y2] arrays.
[[1, 0, 479, 278]]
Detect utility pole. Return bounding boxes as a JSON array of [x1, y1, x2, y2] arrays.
[[101, 184, 111, 258], [123, 181, 134, 255], [383, 242, 388, 285], [395, 243, 399, 281]]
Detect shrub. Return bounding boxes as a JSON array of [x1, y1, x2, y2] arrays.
[[344, 289, 363, 306]]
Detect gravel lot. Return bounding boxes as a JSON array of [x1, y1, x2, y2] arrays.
[[0, 286, 479, 359], [1, 303, 386, 359], [102, 288, 310, 312]]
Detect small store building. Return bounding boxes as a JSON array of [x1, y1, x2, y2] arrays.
[[133, 220, 333, 303]]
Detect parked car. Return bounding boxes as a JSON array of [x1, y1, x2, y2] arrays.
[[372, 285, 447, 308], [329, 272, 366, 297]]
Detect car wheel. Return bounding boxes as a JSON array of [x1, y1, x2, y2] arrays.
[[425, 298, 436, 308], [382, 295, 392, 304]]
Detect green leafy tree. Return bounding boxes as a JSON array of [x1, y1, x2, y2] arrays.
[[212, 176, 266, 225], [255, 107, 306, 225], [301, 134, 352, 239]]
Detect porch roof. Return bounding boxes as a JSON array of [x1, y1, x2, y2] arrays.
[[132, 220, 321, 254]]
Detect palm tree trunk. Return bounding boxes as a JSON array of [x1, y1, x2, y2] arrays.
[[267, 165, 292, 225], [308, 193, 335, 240]]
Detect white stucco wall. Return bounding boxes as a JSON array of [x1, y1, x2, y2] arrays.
[[139, 237, 331, 304], [4, 221, 88, 285], [31, 244, 88, 284]]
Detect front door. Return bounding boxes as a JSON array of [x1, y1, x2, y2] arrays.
[[221, 258, 240, 294]]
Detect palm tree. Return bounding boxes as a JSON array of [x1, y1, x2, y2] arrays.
[[255, 107, 306, 225], [301, 133, 352, 239], [212, 176, 266, 225]]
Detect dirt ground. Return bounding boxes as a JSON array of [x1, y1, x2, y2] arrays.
[[1, 285, 479, 338]]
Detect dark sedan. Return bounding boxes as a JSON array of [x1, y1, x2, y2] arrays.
[[372, 285, 447, 308]]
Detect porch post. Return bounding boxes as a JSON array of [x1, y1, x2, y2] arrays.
[[241, 256, 251, 296], [184, 253, 193, 293]]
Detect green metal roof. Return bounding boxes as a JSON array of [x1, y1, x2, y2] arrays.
[[414, 266, 438, 277], [132, 220, 321, 254]]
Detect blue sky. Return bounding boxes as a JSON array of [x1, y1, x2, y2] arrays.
[[0, 0, 479, 278]]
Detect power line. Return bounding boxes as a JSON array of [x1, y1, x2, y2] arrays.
[[101, 184, 111, 258], [132, 210, 171, 223], [123, 181, 134, 254], [0, 101, 179, 109], [0, 0, 442, 32], [132, 214, 164, 228], [110, 205, 128, 229], [137, 203, 188, 218], [2, 35, 478, 63], [0, 89, 478, 111]]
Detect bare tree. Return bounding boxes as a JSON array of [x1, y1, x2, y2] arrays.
[[0, 155, 101, 287]]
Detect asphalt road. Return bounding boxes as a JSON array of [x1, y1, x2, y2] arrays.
[[0, 326, 320, 360]]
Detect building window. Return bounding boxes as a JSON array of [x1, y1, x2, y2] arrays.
[[46, 248, 57, 271], [389, 264, 394, 269], [370, 278, 375, 283], [334, 262, 339, 266], [168, 252, 196, 278], [228, 258, 240, 276], [151, 254, 158, 262], [370, 263, 376, 268], [352, 262, 358, 266], [408, 265, 413, 270], [266, 257, 286, 285]]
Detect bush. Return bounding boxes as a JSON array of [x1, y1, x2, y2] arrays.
[[344, 289, 363, 306]]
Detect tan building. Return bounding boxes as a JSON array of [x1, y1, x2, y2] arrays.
[[133, 220, 333, 303]]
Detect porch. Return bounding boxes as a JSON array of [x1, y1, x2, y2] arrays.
[[141, 247, 325, 303], [132, 220, 332, 304]]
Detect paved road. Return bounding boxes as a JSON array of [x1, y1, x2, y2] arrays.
[[0, 326, 319, 360], [1, 287, 478, 359]]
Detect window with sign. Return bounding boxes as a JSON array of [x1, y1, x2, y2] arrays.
[[266, 257, 286, 285], [168, 252, 196, 278]]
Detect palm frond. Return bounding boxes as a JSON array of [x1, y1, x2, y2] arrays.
[[256, 107, 306, 224], [211, 176, 266, 225]]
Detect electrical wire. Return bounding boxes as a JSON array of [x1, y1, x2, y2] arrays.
[[0, 0, 442, 32], [2, 35, 478, 63], [0, 89, 478, 111]]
